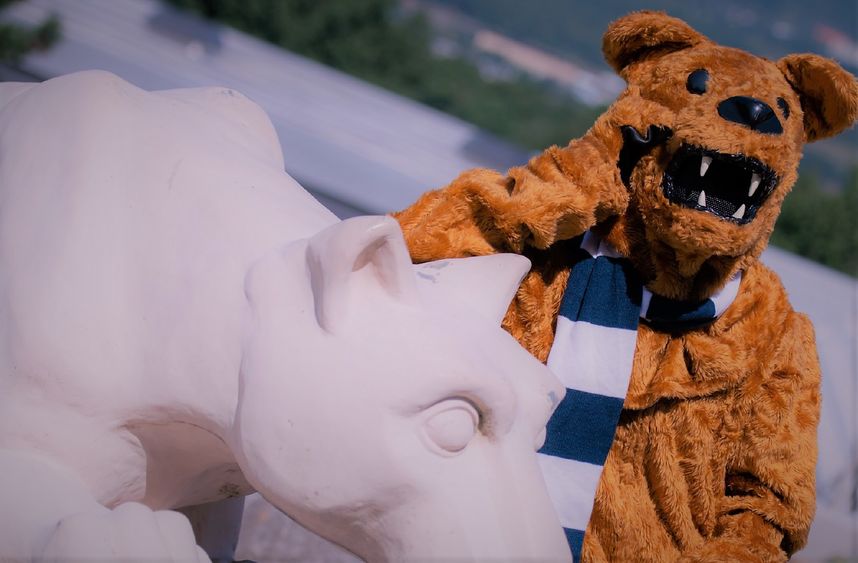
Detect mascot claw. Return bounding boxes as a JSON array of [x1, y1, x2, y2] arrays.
[[618, 124, 673, 187]]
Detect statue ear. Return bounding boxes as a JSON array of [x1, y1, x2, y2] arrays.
[[602, 11, 707, 74], [778, 54, 858, 142], [413, 254, 531, 326], [243, 216, 418, 336], [306, 215, 418, 332]]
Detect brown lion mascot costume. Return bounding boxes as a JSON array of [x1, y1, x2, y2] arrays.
[[393, 11, 858, 563]]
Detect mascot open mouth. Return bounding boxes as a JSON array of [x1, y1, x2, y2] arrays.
[[662, 146, 778, 224]]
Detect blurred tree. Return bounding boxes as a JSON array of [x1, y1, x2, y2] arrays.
[[0, 0, 59, 64], [772, 169, 858, 276], [169, 0, 430, 85]]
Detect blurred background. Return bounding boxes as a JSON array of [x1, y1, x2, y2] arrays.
[[0, 0, 855, 561]]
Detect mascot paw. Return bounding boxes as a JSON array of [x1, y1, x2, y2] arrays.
[[618, 124, 673, 186]]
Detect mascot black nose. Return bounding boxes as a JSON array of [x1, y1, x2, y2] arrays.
[[718, 96, 783, 134]]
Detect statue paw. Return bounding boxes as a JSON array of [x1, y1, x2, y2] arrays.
[[41, 501, 210, 562]]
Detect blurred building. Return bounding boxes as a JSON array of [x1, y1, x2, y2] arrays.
[[2, 0, 855, 560]]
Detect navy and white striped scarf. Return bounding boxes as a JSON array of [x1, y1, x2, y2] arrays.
[[537, 231, 741, 561]]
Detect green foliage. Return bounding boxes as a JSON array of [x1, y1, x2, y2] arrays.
[[0, 0, 60, 64], [170, 0, 430, 83], [772, 169, 858, 276], [166, 0, 601, 147]]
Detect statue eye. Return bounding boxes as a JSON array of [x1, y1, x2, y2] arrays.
[[423, 399, 479, 456], [777, 97, 790, 119], [686, 69, 709, 95]]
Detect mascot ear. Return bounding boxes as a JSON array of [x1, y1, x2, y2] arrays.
[[778, 54, 858, 142], [602, 11, 707, 74]]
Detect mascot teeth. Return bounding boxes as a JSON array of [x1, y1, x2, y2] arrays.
[[749, 174, 761, 197], [662, 145, 777, 225]]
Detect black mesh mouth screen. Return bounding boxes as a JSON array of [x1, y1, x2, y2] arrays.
[[661, 145, 778, 225]]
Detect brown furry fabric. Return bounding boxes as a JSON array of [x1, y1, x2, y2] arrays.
[[585, 262, 820, 562], [394, 11, 857, 561]]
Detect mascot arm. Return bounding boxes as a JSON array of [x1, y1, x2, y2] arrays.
[[393, 134, 628, 261], [681, 313, 821, 562], [392, 93, 671, 262]]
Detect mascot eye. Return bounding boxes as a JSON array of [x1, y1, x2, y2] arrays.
[[686, 69, 709, 95], [423, 399, 479, 455], [777, 97, 790, 119]]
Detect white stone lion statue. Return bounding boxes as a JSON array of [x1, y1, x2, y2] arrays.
[[0, 71, 570, 562]]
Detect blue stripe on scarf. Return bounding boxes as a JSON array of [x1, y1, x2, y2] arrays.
[[564, 528, 585, 563], [644, 294, 717, 331], [539, 389, 625, 465], [560, 250, 642, 330]]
